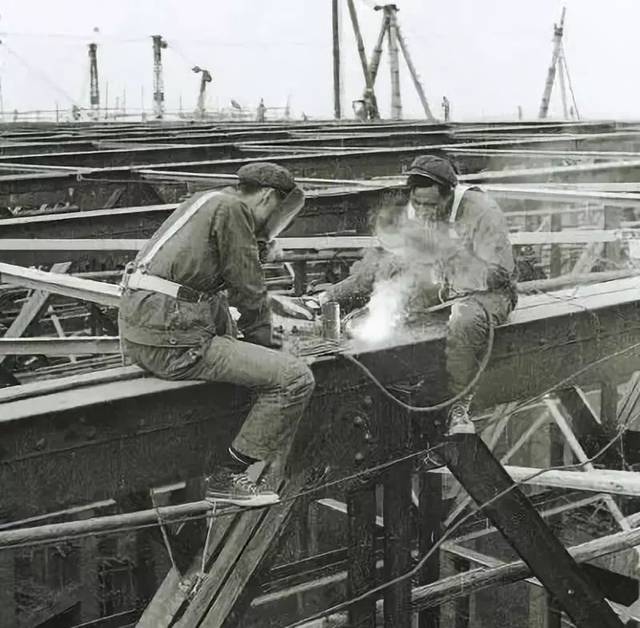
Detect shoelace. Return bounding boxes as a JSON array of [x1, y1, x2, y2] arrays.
[[231, 473, 260, 494], [450, 405, 468, 420]]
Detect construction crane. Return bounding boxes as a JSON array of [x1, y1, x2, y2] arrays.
[[342, 3, 434, 122], [151, 35, 168, 119], [539, 7, 579, 119], [192, 66, 212, 120], [88, 43, 100, 120]]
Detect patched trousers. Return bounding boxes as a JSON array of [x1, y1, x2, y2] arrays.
[[123, 335, 315, 462], [445, 290, 515, 395]]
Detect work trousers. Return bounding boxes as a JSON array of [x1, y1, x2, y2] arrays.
[[444, 290, 515, 395], [123, 335, 315, 462]]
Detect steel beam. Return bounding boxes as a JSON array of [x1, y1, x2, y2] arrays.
[[443, 433, 623, 628]]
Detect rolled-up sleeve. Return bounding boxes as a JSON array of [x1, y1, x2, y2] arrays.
[[213, 202, 269, 331]]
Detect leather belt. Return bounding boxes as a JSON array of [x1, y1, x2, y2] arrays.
[[124, 270, 210, 304]]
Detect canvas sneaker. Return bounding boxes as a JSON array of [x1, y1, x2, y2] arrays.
[[205, 467, 280, 507], [447, 398, 476, 435]]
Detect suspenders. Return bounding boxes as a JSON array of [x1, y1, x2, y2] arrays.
[[405, 184, 476, 236], [448, 184, 473, 238], [136, 190, 221, 272]]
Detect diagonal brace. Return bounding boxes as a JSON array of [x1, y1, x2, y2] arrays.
[[443, 433, 623, 628]]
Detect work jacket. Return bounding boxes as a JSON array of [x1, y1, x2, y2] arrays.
[[119, 189, 269, 347], [326, 187, 517, 311]]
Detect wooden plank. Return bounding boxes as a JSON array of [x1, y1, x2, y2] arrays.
[[0, 336, 120, 355], [0, 231, 631, 254], [434, 465, 640, 496], [190, 476, 304, 627], [0, 260, 71, 365], [0, 262, 120, 307]]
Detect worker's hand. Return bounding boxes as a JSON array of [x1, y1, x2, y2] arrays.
[[244, 323, 283, 349], [269, 294, 315, 320], [258, 240, 283, 264]]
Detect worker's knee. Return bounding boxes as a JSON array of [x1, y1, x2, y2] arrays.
[[282, 359, 315, 400], [448, 298, 488, 337]]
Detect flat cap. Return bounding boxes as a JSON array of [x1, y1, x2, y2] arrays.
[[406, 155, 458, 188], [237, 162, 296, 193]]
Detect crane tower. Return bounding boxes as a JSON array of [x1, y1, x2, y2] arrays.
[[192, 66, 212, 120], [88, 43, 100, 119], [151, 35, 168, 119]]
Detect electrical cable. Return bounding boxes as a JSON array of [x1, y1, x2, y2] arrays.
[[281, 362, 640, 628], [1, 43, 80, 106], [342, 306, 494, 412], [0, 447, 435, 551], [560, 45, 581, 120], [9, 333, 640, 553]]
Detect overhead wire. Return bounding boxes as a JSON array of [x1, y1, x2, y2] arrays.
[[1, 42, 80, 106], [0, 447, 436, 551], [6, 335, 640, 554], [281, 337, 640, 627]]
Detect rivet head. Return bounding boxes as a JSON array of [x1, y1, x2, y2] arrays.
[[353, 415, 365, 428], [364, 432, 372, 442], [354, 452, 365, 464], [362, 395, 374, 407], [567, 589, 575, 596]]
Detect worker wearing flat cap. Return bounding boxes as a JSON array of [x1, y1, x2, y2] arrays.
[[320, 155, 517, 434], [119, 162, 314, 506]]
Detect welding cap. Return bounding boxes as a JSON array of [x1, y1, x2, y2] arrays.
[[237, 163, 305, 241], [237, 162, 296, 195], [405, 155, 458, 189]]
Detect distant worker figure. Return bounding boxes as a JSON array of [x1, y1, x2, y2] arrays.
[[441, 96, 450, 122], [317, 155, 517, 434], [363, 88, 380, 121], [352, 99, 367, 122], [257, 98, 267, 122], [119, 163, 315, 506]]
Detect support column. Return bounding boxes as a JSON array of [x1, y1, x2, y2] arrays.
[[347, 486, 377, 627], [418, 472, 443, 628], [0, 552, 15, 628], [385, 5, 402, 120], [603, 205, 623, 267], [383, 461, 412, 627], [549, 211, 563, 277], [332, 0, 342, 119]]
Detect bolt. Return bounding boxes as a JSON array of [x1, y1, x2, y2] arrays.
[[364, 432, 372, 442], [35, 438, 46, 451], [567, 589, 574, 596]]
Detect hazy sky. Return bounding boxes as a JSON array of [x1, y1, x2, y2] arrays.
[[0, 0, 636, 121]]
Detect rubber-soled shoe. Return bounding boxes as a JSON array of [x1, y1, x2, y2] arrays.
[[447, 397, 476, 435], [205, 467, 280, 507]]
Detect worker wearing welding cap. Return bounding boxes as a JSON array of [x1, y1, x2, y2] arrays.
[[119, 162, 314, 507], [324, 155, 517, 435]]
